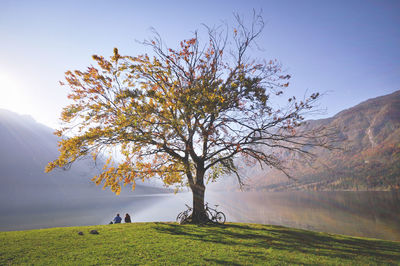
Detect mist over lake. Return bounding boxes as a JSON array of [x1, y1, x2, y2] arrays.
[[0, 183, 172, 231], [1, 104, 399, 241], [2, 187, 399, 242], [137, 190, 400, 241], [211, 191, 400, 241]]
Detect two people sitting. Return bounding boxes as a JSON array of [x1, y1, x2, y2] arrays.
[[112, 213, 131, 224]]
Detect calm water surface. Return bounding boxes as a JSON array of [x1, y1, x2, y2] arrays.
[[209, 191, 400, 241], [135, 191, 400, 241], [1, 190, 399, 241]]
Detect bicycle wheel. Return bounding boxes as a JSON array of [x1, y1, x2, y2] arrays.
[[176, 212, 184, 222], [179, 211, 190, 224], [205, 210, 211, 221], [179, 214, 186, 224], [215, 212, 226, 224]]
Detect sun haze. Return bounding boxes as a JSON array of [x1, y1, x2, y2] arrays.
[[0, 0, 399, 128]]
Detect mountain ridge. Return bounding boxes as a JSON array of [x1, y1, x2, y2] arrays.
[[246, 90, 400, 191], [0, 109, 171, 227]]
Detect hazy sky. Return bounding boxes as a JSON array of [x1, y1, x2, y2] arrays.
[[0, 0, 399, 128]]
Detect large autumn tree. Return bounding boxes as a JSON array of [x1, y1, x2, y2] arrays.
[[46, 14, 332, 223]]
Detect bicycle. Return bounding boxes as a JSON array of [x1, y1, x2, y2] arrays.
[[176, 203, 226, 224], [176, 204, 192, 224], [205, 202, 226, 224]]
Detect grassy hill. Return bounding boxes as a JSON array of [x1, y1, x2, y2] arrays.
[[1, 222, 399, 265]]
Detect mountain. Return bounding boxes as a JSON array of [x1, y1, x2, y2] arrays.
[[247, 90, 400, 191], [0, 109, 96, 188], [0, 109, 171, 230]]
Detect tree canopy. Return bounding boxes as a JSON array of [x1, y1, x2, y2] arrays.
[[46, 13, 333, 223]]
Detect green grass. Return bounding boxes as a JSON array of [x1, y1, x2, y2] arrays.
[[1, 223, 399, 265]]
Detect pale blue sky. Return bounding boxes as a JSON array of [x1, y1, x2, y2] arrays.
[[0, 0, 399, 128]]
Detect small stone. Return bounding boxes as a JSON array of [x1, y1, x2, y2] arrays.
[[78, 231, 84, 235], [89, 230, 99, 235]]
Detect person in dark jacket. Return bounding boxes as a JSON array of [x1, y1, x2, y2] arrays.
[[113, 213, 122, 224], [124, 213, 131, 223]]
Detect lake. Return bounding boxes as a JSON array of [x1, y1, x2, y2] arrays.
[[208, 191, 400, 241], [1, 190, 399, 241], [132, 190, 400, 241]]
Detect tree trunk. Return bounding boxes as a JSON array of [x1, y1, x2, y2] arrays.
[[190, 183, 207, 223], [189, 166, 209, 224]]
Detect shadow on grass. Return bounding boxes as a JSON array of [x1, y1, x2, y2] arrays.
[[154, 223, 400, 262], [203, 258, 242, 265]]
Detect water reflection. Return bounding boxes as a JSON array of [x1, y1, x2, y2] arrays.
[[0, 193, 171, 231], [132, 193, 192, 223], [209, 191, 400, 241], [124, 191, 400, 241], [2, 189, 399, 242]]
